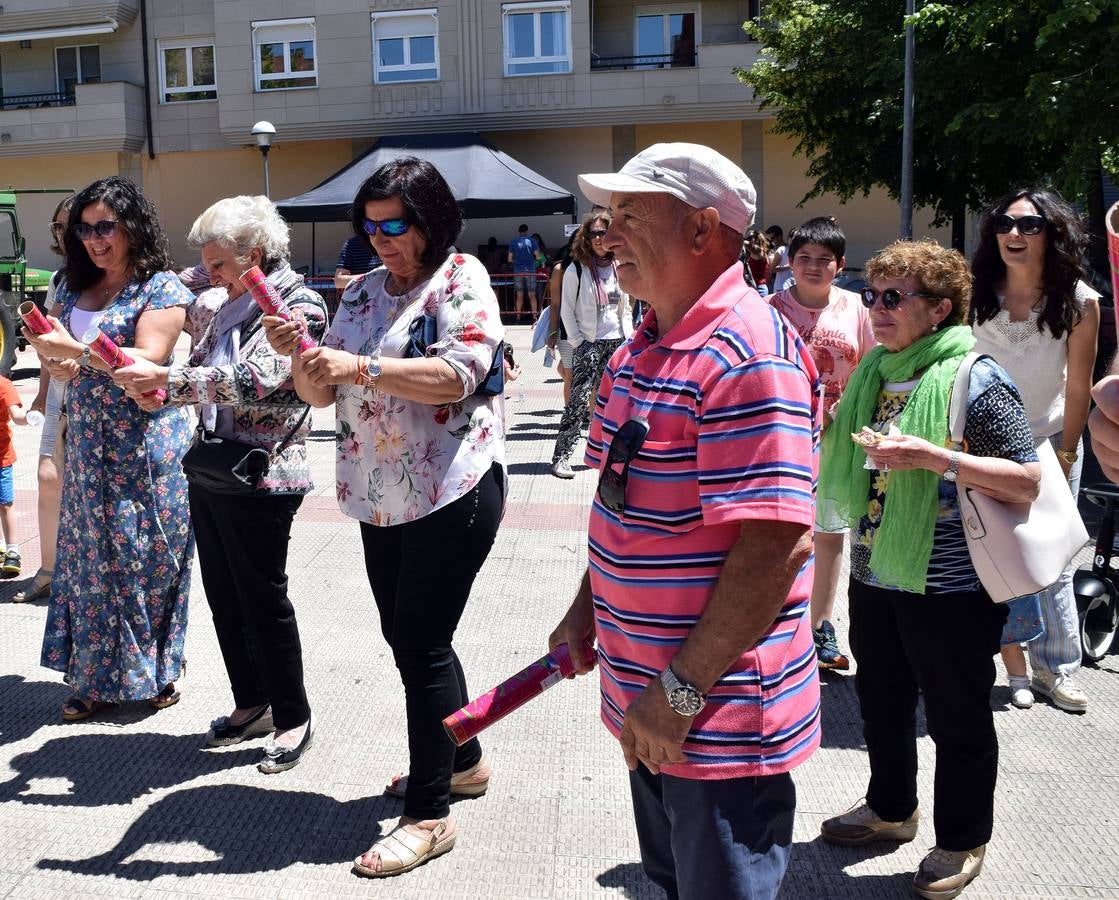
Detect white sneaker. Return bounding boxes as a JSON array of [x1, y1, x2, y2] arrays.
[[551, 460, 574, 479], [1031, 671, 1088, 713], [1010, 686, 1034, 709]]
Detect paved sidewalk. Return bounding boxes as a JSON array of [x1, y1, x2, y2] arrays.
[[1, 328, 1117, 900]]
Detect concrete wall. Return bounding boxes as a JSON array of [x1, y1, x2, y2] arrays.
[[760, 128, 950, 268]]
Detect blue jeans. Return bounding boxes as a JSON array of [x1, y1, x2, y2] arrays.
[[628, 766, 795, 900], [1027, 435, 1083, 677]]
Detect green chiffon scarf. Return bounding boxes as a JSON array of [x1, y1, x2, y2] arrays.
[[816, 325, 975, 593]]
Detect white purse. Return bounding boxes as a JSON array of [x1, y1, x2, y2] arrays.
[[948, 352, 1089, 603]]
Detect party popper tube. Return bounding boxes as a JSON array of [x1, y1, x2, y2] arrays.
[[19, 301, 52, 335], [239, 266, 316, 353], [1107, 201, 1119, 336], [81, 325, 167, 402], [442, 640, 596, 746]]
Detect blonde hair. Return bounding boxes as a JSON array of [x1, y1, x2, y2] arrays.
[[188, 195, 290, 273], [864, 239, 972, 325]]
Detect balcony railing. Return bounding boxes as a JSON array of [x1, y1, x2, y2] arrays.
[[590, 52, 697, 71], [0, 91, 76, 111]]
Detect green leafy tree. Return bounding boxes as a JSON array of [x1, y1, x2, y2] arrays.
[[738, 0, 1119, 261]]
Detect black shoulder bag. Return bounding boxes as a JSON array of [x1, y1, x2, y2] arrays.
[[181, 406, 311, 495], [405, 315, 504, 396]]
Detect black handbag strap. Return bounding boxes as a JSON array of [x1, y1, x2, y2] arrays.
[[195, 404, 311, 462]]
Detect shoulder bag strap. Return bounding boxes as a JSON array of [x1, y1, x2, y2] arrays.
[[269, 405, 311, 462], [948, 351, 983, 443]]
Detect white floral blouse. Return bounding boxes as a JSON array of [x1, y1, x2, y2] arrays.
[[325, 251, 506, 526]]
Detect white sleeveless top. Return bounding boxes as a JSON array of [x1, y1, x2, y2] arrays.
[[971, 280, 1098, 438]]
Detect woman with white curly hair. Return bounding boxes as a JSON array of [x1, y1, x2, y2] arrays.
[[114, 195, 327, 773]]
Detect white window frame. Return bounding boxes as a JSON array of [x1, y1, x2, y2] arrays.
[[54, 44, 101, 94], [251, 17, 317, 91], [370, 9, 440, 84], [502, 2, 571, 77], [633, 4, 699, 69], [157, 37, 216, 103]]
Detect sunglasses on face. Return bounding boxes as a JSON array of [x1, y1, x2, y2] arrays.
[[994, 213, 1045, 236], [861, 287, 944, 310], [589, 230, 608, 238], [361, 217, 410, 237], [597, 416, 650, 514], [72, 220, 119, 240]]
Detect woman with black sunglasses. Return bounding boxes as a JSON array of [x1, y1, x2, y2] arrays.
[[818, 240, 1040, 898], [971, 187, 1100, 714], [21, 176, 194, 722], [263, 158, 505, 878]]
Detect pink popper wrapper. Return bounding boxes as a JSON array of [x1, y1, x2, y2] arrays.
[[1108, 202, 1119, 336], [442, 640, 596, 745], [240, 266, 316, 353], [19, 301, 52, 335], [81, 325, 168, 403]]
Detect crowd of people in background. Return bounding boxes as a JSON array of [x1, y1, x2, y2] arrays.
[[0, 137, 1113, 899]]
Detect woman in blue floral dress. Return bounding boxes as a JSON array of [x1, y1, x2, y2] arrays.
[[23, 176, 194, 721]]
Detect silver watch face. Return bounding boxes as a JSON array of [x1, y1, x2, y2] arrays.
[[366, 357, 382, 379], [668, 686, 704, 717]]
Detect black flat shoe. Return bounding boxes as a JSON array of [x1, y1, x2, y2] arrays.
[[205, 705, 274, 747], [258, 716, 313, 774]]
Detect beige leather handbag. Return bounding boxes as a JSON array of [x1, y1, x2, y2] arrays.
[[949, 352, 1089, 603]]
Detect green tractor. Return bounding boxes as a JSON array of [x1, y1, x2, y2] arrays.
[[0, 189, 70, 378]]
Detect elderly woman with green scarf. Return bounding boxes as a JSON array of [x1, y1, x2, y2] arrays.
[[815, 240, 1040, 900]]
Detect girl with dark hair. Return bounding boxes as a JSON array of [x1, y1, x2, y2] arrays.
[[13, 194, 73, 603], [264, 157, 505, 877], [22, 176, 195, 721], [971, 187, 1100, 714]]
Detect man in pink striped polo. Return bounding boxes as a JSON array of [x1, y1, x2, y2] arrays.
[[549, 143, 821, 900]]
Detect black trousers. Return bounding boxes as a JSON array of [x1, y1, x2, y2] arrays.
[[190, 485, 310, 730], [848, 578, 1007, 851], [359, 464, 503, 820]]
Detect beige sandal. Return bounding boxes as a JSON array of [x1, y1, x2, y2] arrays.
[[352, 820, 456, 878], [385, 758, 490, 799]]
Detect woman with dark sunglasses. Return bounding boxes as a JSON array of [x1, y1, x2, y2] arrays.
[[550, 211, 634, 479], [21, 176, 195, 722], [263, 158, 505, 878], [818, 240, 1040, 898], [971, 187, 1100, 714]]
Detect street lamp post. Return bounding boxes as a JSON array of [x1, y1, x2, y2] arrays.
[[251, 120, 276, 198]]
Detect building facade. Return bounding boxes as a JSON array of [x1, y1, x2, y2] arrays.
[[0, 0, 947, 273]]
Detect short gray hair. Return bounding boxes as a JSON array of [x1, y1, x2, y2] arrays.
[[188, 195, 290, 273]]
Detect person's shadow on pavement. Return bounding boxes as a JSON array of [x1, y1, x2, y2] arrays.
[[36, 784, 389, 878], [0, 675, 72, 748], [0, 732, 260, 806], [783, 836, 917, 898]]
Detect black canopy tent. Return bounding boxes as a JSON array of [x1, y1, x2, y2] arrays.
[[275, 131, 577, 224]]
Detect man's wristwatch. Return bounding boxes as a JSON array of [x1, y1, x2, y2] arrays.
[[659, 666, 706, 717], [357, 354, 382, 390], [1057, 448, 1079, 465], [943, 450, 960, 483]]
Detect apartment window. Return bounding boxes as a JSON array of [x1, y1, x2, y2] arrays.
[[634, 6, 697, 68], [503, 2, 570, 76], [252, 18, 317, 91], [158, 39, 216, 103], [55, 45, 101, 94], [371, 10, 439, 83]]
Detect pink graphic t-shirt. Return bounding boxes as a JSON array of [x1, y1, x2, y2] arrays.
[[769, 286, 875, 407]]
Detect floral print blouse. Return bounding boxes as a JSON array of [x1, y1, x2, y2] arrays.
[[325, 251, 506, 525], [166, 266, 328, 494]]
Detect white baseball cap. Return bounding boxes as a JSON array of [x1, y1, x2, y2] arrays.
[[578, 143, 757, 234]]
